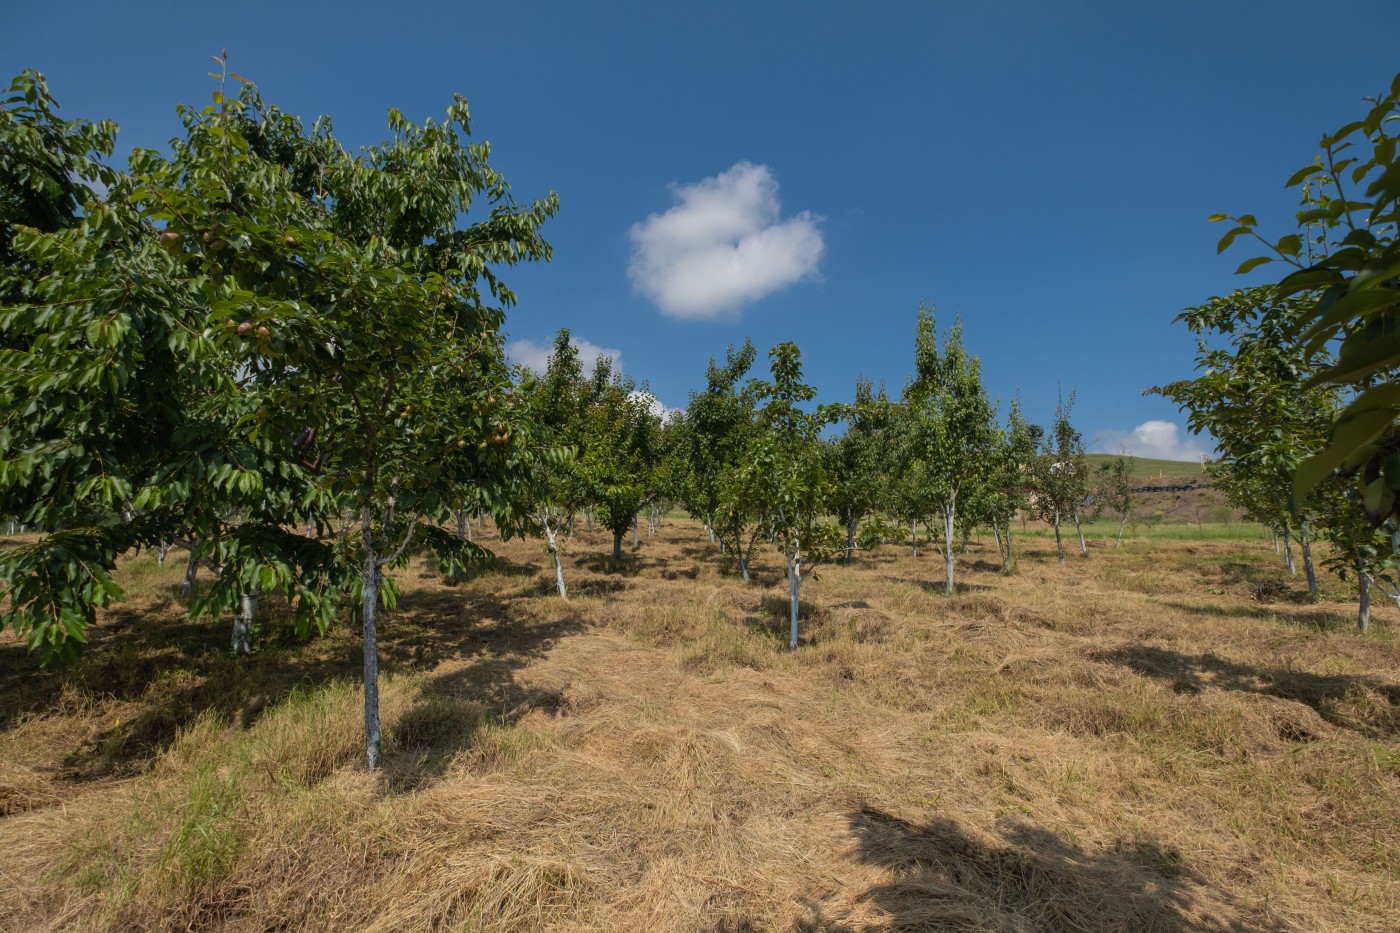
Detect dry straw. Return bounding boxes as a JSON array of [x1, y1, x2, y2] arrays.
[[0, 519, 1395, 931]]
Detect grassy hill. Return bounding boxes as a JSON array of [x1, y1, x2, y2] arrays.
[[1, 522, 1395, 931], [1085, 453, 1208, 480]]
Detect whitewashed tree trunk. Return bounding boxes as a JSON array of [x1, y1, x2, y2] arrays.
[[543, 508, 567, 599], [231, 588, 258, 655], [1115, 510, 1128, 549], [179, 540, 201, 599], [1072, 508, 1088, 557], [787, 538, 801, 650], [1053, 510, 1065, 564], [1283, 526, 1296, 575], [991, 521, 1004, 568], [911, 520, 918, 558], [1299, 519, 1319, 596], [1358, 567, 1371, 634], [846, 515, 859, 562], [942, 500, 956, 595], [361, 510, 383, 771]]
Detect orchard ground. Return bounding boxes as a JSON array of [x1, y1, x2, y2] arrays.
[[1, 516, 1396, 932]]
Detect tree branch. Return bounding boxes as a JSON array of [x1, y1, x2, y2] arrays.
[[375, 515, 422, 569]]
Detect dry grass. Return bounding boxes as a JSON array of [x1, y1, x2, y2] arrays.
[[0, 521, 1396, 931]]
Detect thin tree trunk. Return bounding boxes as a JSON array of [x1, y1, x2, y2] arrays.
[[846, 514, 859, 562], [1272, 529, 1279, 553], [1073, 509, 1088, 557], [1006, 523, 1015, 568], [943, 502, 956, 595], [179, 540, 201, 599], [449, 509, 470, 580], [543, 508, 567, 598], [1053, 510, 1065, 564], [231, 588, 258, 655], [1300, 519, 1319, 597], [1358, 568, 1371, 634], [612, 529, 623, 561], [633, 515, 639, 548], [1283, 526, 1296, 575], [991, 521, 1005, 569], [911, 520, 918, 559], [737, 555, 749, 583], [788, 541, 801, 650], [1115, 510, 1128, 549], [361, 510, 382, 772]]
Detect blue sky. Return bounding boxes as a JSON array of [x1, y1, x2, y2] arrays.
[[7, 2, 1399, 459]]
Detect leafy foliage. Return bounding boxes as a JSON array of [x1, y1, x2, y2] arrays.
[[1211, 74, 1400, 521]]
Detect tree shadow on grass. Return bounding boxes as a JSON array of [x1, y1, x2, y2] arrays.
[[877, 576, 995, 596], [705, 808, 1285, 931], [381, 611, 587, 792], [1157, 598, 1356, 633], [0, 573, 584, 782], [1098, 644, 1400, 739], [742, 594, 824, 643], [571, 552, 670, 577], [432, 554, 541, 583], [839, 807, 1285, 932]]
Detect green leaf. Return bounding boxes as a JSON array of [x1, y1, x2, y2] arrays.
[[1317, 331, 1400, 387], [1235, 256, 1273, 275], [1216, 228, 1246, 254], [1285, 165, 1322, 188]]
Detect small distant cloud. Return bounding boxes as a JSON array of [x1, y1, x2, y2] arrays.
[[628, 161, 824, 320], [1093, 420, 1211, 461], [507, 336, 621, 376], [630, 390, 680, 423]]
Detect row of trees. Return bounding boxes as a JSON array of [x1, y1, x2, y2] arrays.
[[518, 308, 1143, 654]]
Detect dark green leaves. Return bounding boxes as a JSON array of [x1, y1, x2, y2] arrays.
[[1211, 74, 1400, 526]]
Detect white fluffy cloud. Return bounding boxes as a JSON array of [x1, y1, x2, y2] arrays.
[[628, 161, 824, 319], [1093, 420, 1212, 461], [630, 390, 679, 423], [506, 336, 621, 376]]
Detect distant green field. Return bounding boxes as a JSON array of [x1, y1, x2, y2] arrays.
[[1012, 519, 1268, 542], [1084, 453, 1207, 479]]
